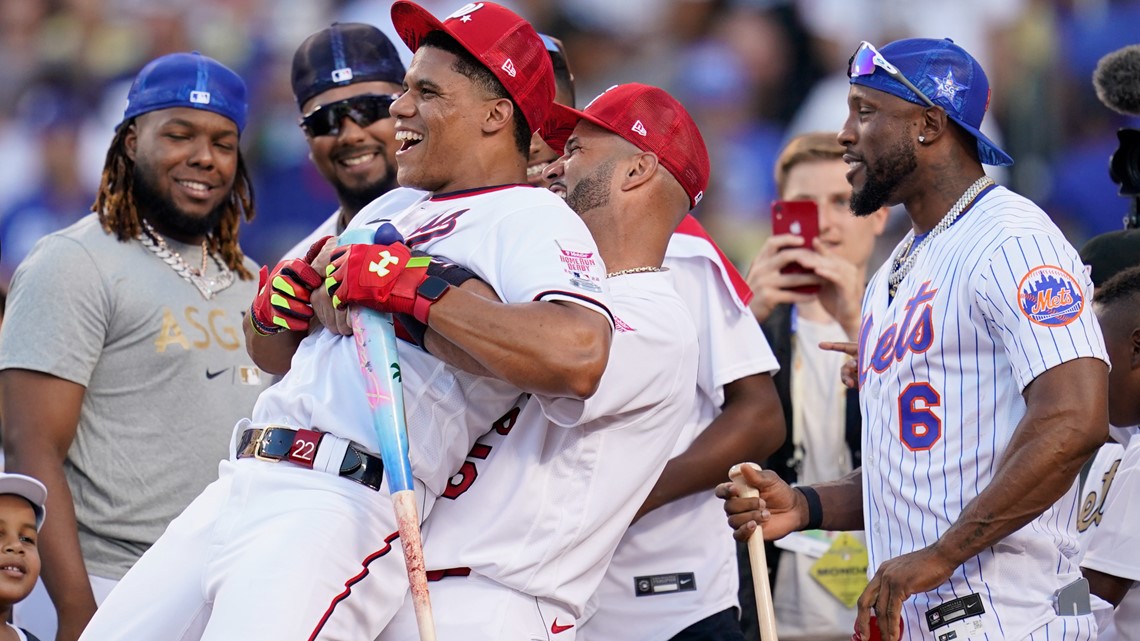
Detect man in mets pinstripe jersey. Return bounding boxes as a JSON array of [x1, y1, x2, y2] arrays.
[[720, 38, 1109, 641]]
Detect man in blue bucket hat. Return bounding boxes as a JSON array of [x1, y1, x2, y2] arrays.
[[0, 51, 266, 641], [721, 38, 1110, 641]]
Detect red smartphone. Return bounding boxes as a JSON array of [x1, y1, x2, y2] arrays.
[[771, 200, 820, 294]]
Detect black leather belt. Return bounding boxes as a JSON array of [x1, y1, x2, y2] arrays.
[[236, 427, 385, 491]]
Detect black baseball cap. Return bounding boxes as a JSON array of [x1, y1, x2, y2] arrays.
[[1079, 229, 1140, 288], [291, 23, 406, 110]]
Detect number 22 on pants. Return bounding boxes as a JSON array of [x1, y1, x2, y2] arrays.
[[898, 382, 941, 450]]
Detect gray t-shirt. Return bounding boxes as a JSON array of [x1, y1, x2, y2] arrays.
[[0, 214, 268, 579]]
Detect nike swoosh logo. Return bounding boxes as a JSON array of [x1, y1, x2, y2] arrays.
[[551, 619, 574, 634], [206, 368, 230, 380]]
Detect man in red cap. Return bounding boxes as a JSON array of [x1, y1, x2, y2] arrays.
[[527, 48, 785, 641], [80, 2, 617, 640], [375, 82, 706, 641]]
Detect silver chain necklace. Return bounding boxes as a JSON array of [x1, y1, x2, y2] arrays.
[[607, 266, 667, 278], [887, 176, 995, 297], [138, 219, 235, 300]]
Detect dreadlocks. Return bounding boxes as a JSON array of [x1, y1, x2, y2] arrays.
[[92, 121, 256, 279]]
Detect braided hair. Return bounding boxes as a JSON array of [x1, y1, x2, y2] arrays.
[[92, 121, 256, 279]]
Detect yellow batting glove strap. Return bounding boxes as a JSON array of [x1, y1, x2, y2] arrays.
[[272, 275, 297, 297]]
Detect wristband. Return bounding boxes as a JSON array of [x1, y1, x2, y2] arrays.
[[795, 485, 823, 531], [395, 314, 430, 353], [248, 305, 284, 336]]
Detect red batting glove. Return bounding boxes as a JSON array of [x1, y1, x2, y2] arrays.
[[249, 235, 331, 335], [324, 242, 432, 317], [250, 257, 324, 335]]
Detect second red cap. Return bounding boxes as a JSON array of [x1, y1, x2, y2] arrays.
[[544, 83, 710, 209]]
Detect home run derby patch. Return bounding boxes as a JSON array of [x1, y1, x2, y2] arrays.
[[556, 241, 603, 293], [1018, 266, 1084, 327]]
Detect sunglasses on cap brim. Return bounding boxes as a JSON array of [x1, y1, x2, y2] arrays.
[[299, 93, 401, 137], [540, 34, 574, 82], [848, 41, 937, 109]]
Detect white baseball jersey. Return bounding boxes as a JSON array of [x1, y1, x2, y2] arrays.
[[278, 190, 429, 261], [253, 185, 613, 496], [1109, 424, 1138, 446], [856, 185, 1107, 640], [281, 210, 340, 261], [81, 185, 615, 641], [1079, 433, 1140, 641], [418, 270, 699, 620], [580, 216, 779, 640]]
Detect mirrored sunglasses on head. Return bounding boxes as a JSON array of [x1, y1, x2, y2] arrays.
[[847, 41, 936, 108], [540, 33, 574, 82], [299, 93, 401, 137]]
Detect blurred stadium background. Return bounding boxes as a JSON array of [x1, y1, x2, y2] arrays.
[[2, 0, 1139, 284]]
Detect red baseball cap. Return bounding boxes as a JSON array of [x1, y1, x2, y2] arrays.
[[543, 83, 710, 209], [391, 1, 554, 135]]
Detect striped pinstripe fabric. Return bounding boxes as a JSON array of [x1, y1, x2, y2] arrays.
[[855, 185, 1106, 641]]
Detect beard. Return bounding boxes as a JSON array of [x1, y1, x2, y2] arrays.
[[332, 171, 396, 213], [132, 163, 227, 238], [335, 165, 399, 214], [850, 137, 917, 217], [565, 159, 615, 216]]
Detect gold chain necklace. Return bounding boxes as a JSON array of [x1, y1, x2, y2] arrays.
[[606, 266, 667, 278], [888, 176, 994, 297], [138, 219, 235, 300]]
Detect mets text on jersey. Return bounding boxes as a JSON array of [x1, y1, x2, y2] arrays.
[[857, 281, 937, 386]]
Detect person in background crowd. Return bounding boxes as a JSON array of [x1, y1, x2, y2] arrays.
[[742, 131, 887, 641]]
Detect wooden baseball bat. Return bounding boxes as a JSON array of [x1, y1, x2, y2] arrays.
[[730, 463, 779, 641], [339, 227, 436, 641]]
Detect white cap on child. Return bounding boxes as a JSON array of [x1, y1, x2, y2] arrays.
[[0, 473, 47, 530]]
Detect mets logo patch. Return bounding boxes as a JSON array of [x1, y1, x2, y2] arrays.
[[1018, 266, 1084, 327]]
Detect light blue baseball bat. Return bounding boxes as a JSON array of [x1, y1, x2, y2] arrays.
[[338, 226, 436, 640]]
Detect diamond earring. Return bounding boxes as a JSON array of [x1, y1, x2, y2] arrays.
[[918, 135, 926, 143]]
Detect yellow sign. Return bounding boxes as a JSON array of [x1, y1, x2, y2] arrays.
[[809, 532, 869, 608]]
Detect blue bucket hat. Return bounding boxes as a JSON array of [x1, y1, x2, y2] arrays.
[[849, 38, 1013, 167], [291, 23, 406, 110], [120, 52, 248, 132]]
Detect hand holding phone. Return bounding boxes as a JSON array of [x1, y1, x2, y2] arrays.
[[771, 200, 821, 294]]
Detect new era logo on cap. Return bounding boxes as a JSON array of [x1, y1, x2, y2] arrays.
[[502, 59, 516, 77], [631, 120, 647, 136], [189, 91, 211, 105], [332, 67, 354, 82]]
